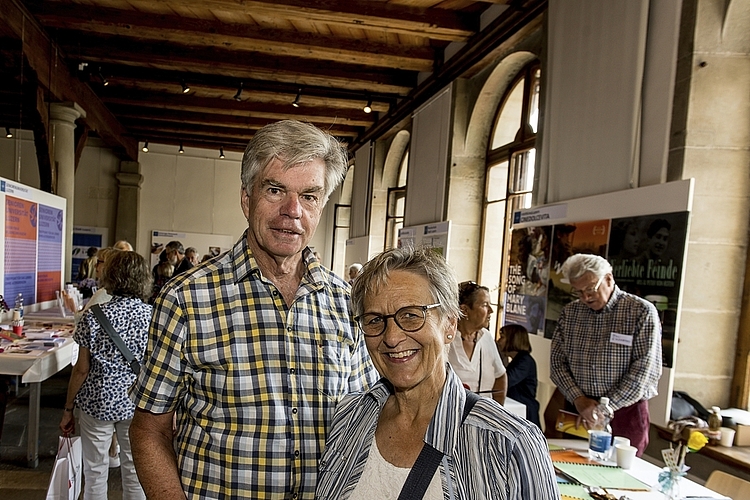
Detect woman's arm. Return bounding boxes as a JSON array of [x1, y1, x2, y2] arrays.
[[59, 346, 90, 435]]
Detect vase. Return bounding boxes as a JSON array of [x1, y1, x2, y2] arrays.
[[658, 468, 683, 500]]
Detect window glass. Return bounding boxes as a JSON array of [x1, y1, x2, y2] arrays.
[[491, 78, 525, 149], [529, 68, 541, 133], [486, 160, 509, 202]]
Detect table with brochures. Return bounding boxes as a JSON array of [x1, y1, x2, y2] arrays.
[[548, 439, 731, 499], [0, 314, 75, 468]]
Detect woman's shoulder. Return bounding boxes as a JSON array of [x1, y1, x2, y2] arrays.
[[466, 397, 540, 439]]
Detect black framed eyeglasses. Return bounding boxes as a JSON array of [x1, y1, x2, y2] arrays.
[[356, 304, 441, 337], [570, 275, 605, 299]]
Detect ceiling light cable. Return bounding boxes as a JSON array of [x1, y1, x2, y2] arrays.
[[292, 88, 301, 108], [5, 127, 12, 138], [98, 66, 109, 86], [179, 142, 184, 154], [142, 140, 149, 153], [219, 146, 225, 159], [363, 97, 373, 114], [181, 79, 190, 94], [233, 82, 243, 101]]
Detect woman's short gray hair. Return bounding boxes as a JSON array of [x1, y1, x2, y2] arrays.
[[351, 246, 461, 323], [561, 253, 613, 281], [241, 120, 348, 201]]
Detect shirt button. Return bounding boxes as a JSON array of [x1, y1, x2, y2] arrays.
[[292, 494, 298, 499], [294, 450, 300, 458], [287, 327, 292, 332], [273, 291, 278, 296], [292, 408, 297, 414], [289, 368, 295, 374]]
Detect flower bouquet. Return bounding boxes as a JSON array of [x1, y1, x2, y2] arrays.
[[658, 431, 708, 499]]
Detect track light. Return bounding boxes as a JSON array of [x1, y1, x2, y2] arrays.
[[292, 88, 301, 108], [98, 67, 109, 86], [219, 146, 225, 159], [179, 142, 184, 154], [181, 79, 190, 94], [5, 127, 12, 138], [363, 97, 372, 114], [142, 141, 149, 153], [233, 82, 243, 101]]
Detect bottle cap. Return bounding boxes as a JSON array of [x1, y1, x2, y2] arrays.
[[712, 406, 721, 412], [600, 397, 610, 406]]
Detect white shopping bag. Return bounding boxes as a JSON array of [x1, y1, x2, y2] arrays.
[[46, 435, 82, 500]]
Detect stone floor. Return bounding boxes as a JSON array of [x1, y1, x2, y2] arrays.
[[0, 367, 123, 499]]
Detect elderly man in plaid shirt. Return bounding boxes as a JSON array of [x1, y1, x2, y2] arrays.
[[129, 120, 378, 499], [551, 253, 662, 456]]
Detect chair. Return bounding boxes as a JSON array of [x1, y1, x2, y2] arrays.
[[705, 470, 750, 498]]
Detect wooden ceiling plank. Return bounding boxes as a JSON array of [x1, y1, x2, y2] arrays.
[[129, 0, 478, 39], [33, 4, 436, 71], [0, 0, 138, 160], [63, 36, 415, 94]]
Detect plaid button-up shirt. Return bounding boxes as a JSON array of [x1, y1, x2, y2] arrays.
[[550, 286, 662, 411], [130, 233, 378, 499]]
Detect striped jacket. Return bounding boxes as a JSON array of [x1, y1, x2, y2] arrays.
[[316, 365, 560, 499]]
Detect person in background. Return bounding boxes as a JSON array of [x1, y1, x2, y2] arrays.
[[498, 324, 541, 428], [316, 246, 559, 499], [550, 254, 662, 456], [347, 262, 362, 284], [129, 120, 378, 499], [114, 240, 134, 252], [60, 251, 152, 500], [77, 246, 98, 282], [174, 246, 199, 275], [448, 281, 507, 404], [148, 240, 183, 304]]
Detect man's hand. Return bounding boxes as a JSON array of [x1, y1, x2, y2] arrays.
[[574, 396, 599, 429]]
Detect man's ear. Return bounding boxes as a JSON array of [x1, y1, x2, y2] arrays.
[[240, 185, 251, 220]]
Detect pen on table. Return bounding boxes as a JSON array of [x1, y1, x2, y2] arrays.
[[554, 467, 580, 484]]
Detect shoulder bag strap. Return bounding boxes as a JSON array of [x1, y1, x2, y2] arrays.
[[90, 304, 141, 375], [397, 389, 480, 500]]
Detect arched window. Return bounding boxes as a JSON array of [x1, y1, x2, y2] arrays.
[[385, 148, 408, 250], [478, 62, 541, 334]]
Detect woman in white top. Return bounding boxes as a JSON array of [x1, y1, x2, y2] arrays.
[[448, 281, 507, 404]]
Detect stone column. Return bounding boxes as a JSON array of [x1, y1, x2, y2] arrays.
[[50, 102, 86, 283], [115, 161, 143, 248]]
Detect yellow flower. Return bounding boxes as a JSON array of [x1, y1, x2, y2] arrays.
[[687, 431, 708, 452]]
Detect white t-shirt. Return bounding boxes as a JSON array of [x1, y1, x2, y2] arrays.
[[448, 327, 506, 394], [351, 438, 443, 499]]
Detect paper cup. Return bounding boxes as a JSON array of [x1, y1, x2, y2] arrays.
[[615, 444, 637, 469], [719, 427, 735, 447]]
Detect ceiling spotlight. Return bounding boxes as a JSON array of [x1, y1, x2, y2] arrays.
[[181, 79, 190, 94], [363, 97, 373, 114], [292, 88, 301, 108], [233, 82, 243, 102], [98, 66, 109, 86], [141, 140, 149, 153], [219, 146, 225, 159], [5, 127, 12, 138], [179, 142, 184, 154]]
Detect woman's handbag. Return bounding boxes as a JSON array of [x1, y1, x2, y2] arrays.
[[46, 435, 82, 500]]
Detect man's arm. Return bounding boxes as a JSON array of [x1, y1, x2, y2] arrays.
[[130, 408, 186, 500], [549, 309, 585, 404]]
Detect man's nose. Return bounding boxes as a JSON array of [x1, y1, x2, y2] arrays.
[[280, 194, 303, 217]]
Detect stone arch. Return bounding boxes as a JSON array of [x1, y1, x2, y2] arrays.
[[382, 130, 410, 187]]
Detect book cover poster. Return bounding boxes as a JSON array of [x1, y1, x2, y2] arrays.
[[607, 211, 689, 368], [504, 226, 552, 335], [544, 220, 610, 338], [4, 196, 39, 303]]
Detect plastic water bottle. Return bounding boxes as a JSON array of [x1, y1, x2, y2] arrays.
[[708, 406, 722, 445], [588, 397, 614, 460], [14, 293, 23, 319]]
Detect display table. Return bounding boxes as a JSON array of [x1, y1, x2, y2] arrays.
[[0, 332, 75, 468], [549, 439, 731, 499]]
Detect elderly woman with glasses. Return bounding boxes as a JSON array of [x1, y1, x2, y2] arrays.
[[316, 247, 558, 500], [448, 281, 507, 404]]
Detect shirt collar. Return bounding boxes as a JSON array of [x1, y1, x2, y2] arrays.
[[230, 230, 328, 291], [597, 284, 624, 314]]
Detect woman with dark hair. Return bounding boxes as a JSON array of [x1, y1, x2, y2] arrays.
[[498, 324, 541, 428], [60, 251, 152, 500]]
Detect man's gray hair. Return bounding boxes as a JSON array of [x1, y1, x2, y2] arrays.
[[561, 254, 613, 281], [351, 246, 461, 323], [241, 120, 348, 201]]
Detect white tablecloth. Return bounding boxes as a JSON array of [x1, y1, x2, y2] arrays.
[[549, 439, 731, 499]]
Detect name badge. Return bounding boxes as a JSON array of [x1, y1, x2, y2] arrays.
[[610, 332, 633, 346]]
